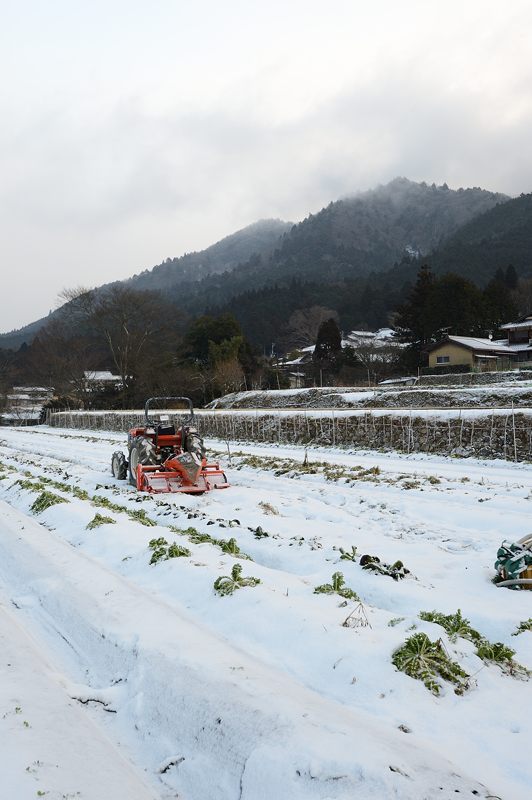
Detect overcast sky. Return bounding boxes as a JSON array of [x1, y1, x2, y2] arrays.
[[1, 0, 531, 331]]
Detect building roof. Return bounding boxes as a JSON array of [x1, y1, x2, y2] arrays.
[[447, 335, 513, 354], [500, 318, 532, 330], [83, 371, 121, 382], [428, 335, 514, 355]]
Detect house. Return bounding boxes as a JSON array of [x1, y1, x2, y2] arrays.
[[1, 386, 54, 426], [83, 370, 123, 392], [427, 336, 514, 371], [500, 313, 532, 363], [427, 313, 532, 372], [278, 328, 404, 386]]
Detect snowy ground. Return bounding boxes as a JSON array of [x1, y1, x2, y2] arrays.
[[0, 425, 531, 799]]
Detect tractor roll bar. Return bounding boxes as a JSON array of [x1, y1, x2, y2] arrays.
[[144, 396, 194, 426]]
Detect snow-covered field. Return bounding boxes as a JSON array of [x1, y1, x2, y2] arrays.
[[1, 425, 531, 799]]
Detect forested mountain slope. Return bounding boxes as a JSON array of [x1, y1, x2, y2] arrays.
[[0, 180, 512, 350], [428, 193, 532, 283]]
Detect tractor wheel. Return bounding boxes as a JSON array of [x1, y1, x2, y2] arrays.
[[111, 451, 127, 480], [128, 437, 157, 486], [185, 430, 206, 459]]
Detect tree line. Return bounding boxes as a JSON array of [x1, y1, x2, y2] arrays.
[[1, 286, 281, 410], [0, 262, 527, 408]]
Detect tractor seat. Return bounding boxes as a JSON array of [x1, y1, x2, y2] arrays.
[[157, 424, 176, 436]]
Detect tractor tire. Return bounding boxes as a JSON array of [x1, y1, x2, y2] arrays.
[[111, 451, 128, 481], [184, 429, 206, 460], [128, 436, 157, 487]]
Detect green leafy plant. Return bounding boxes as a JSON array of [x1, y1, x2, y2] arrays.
[[127, 509, 157, 527], [187, 529, 216, 545], [339, 545, 358, 562], [360, 554, 410, 581], [314, 571, 359, 601], [219, 537, 252, 560], [86, 513, 116, 530], [419, 609, 481, 644], [148, 537, 190, 564], [512, 619, 532, 636], [388, 617, 406, 627], [30, 491, 68, 514], [392, 633, 470, 695], [72, 486, 89, 500], [167, 542, 192, 559], [473, 640, 528, 677], [213, 563, 261, 596], [91, 495, 124, 513], [420, 609, 530, 677]]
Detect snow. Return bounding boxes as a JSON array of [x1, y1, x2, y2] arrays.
[[446, 335, 513, 354], [501, 320, 532, 330], [0, 573, 156, 800], [55, 405, 532, 419], [0, 425, 531, 799], [83, 370, 122, 382]]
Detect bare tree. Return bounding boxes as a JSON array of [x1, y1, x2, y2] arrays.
[[26, 318, 98, 400], [90, 286, 183, 406], [284, 306, 339, 350], [213, 357, 245, 396], [344, 341, 403, 385]]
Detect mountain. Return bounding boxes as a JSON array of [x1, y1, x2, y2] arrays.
[[0, 218, 291, 351], [0, 179, 513, 350], [267, 177, 509, 280], [427, 192, 532, 283], [126, 218, 292, 292], [0, 315, 52, 353], [160, 178, 510, 314]]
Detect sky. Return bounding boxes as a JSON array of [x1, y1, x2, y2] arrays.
[[1, 0, 532, 332]]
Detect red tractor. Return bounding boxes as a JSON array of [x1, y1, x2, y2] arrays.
[[111, 396, 228, 494]]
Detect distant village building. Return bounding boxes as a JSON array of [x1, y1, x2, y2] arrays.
[[427, 314, 532, 372], [427, 336, 513, 371], [499, 314, 532, 362], [1, 386, 54, 426], [83, 371, 123, 392], [279, 328, 403, 387]]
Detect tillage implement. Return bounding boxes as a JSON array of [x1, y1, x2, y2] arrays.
[[111, 396, 228, 494]]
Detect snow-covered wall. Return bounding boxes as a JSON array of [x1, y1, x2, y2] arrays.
[[48, 408, 532, 461], [208, 385, 532, 410]]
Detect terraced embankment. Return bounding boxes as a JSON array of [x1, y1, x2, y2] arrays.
[[48, 406, 532, 461]]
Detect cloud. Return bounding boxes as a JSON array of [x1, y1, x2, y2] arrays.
[[1, 0, 531, 331]]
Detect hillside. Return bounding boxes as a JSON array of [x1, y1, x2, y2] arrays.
[[126, 218, 292, 292], [0, 315, 52, 353], [270, 178, 508, 279], [0, 179, 512, 350], [0, 219, 291, 351], [428, 192, 532, 283], [184, 179, 509, 303]]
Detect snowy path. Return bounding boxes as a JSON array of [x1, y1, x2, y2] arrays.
[[0, 556, 157, 800], [0, 425, 531, 799]]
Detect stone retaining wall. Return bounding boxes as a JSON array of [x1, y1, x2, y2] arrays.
[[48, 409, 532, 461], [418, 370, 532, 387]]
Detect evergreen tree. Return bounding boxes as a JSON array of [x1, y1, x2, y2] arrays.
[[483, 276, 517, 331], [312, 318, 343, 384], [313, 318, 342, 361], [505, 264, 518, 290], [430, 274, 487, 337], [395, 265, 435, 348]]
